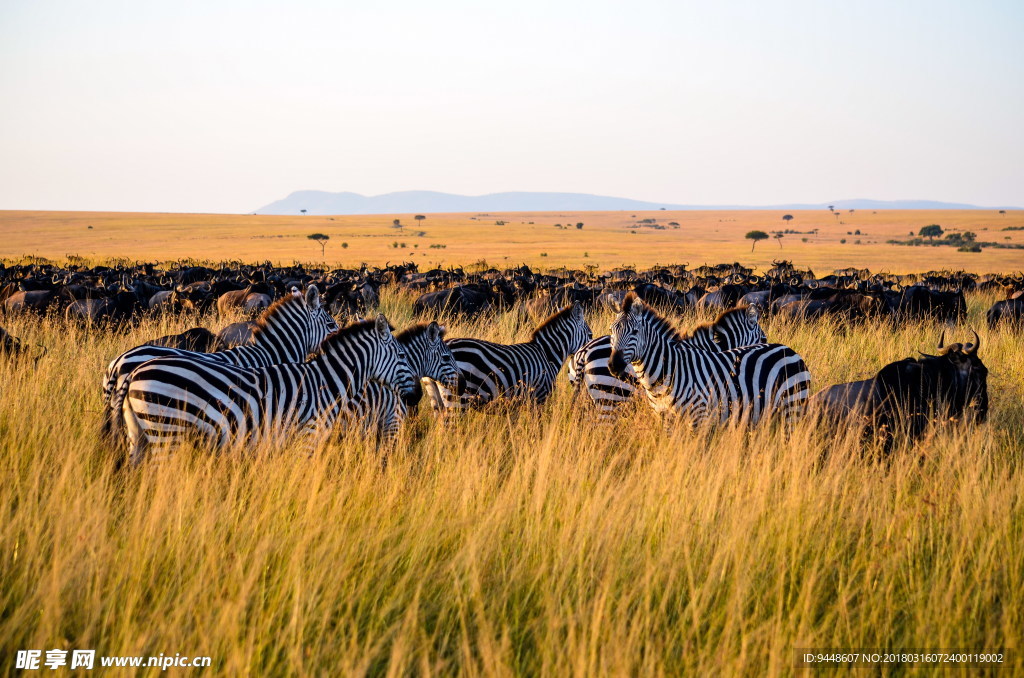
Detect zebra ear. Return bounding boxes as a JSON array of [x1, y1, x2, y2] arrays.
[[305, 285, 320, 308], [375, 314, 391, 337]]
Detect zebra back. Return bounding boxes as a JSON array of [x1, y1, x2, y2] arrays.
[[121, 313, 411, 463], [102, 286, 337, 440], [428, 304, 591, 410]]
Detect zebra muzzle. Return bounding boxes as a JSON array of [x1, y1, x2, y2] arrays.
[[609, 350, 630, 379]]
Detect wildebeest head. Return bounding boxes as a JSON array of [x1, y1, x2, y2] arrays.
[[873, 330, 988, 439]]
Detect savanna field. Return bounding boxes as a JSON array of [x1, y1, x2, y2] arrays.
[[2, 211, 1024, 675]]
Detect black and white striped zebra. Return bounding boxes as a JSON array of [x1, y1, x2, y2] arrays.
[[121, 315, 414, 464], [608, 294, 809, 425], [569, 305, 767, 418], [344, 321, 462, 442], [102, 286, 337, 439], [423, 304, 592, 410]]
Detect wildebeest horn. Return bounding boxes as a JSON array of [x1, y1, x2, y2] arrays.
[[965, 329, 980, 355], [937, 330, 945, 350]]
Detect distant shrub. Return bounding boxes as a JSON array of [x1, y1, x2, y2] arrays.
[[540, 252, 548, 257], [840, 239, 847, 244]]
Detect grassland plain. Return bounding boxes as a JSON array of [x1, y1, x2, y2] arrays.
[[1, 286, 1023, 676], [2, 209, 1023, 274]]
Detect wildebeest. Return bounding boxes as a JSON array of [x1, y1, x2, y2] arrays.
[[1, 325, 27, 357], [413, 285, 493, 317], [144, 327, 220, 352], [216, 321, 258, 348], [814, 332, 988, 443], [987, 297, 1024, 327]]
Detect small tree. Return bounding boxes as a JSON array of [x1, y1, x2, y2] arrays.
[[919, 224, 944, 240], [782, 214, 794, 223], [576, 222, 584, 230], [393, 218, 402, 230], [828, 205, 835, 213], [745, 230, 769, 252], [999, 210, 1006, 216], [414, 215, 426, 225], [300, 209, 307, 215], [774, 232, 784, 249], [307, 233, 329, 256]]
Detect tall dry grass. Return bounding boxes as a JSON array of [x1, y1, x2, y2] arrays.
[[1, 290, 1022, 675]]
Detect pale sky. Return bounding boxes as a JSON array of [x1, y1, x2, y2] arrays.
[[1, 0, 1022, 213]]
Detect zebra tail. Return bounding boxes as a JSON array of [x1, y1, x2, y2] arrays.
[[103, 377, 132, 451]]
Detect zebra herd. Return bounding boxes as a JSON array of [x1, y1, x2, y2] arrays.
[[100, 285, 822, 465]]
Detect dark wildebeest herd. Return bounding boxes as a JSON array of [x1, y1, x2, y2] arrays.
[[0, 259, 1020, 461]]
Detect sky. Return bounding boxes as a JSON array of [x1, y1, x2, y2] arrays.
[[1, 0, 1022, 213]]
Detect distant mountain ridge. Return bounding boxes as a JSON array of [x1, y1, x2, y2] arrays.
[[255, 190, 1018, 215]]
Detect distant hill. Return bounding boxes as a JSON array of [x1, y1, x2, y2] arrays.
[[255, 191, 1018, 215]]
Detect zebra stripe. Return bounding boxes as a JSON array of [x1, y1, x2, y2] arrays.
[[569, 305, 767, 418], [423, 304, 592, 410], [609, 295, 809, 425], [121, 315, 414, 464], [103, 286, 338, 439]]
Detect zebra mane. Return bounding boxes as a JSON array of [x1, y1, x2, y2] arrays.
[[621, 293, 686, 342], [530, 304, 576, 341], [251, 294, 305, 337], [320, 319, 380, 348], [395, 322, 446, 344], [680, 306, 750, 340]]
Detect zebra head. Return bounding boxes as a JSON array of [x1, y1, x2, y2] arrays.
[[609, 293, 656, 379], [305, 285, 341, 339], [735, 305, 767, 346], [710, 304, 766, 348], [396, 321, 463, 407], [370, 314, 418, 404], [421, 322, 463, 396]]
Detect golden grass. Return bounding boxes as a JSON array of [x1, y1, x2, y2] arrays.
[[1, 288, 1023, 675], [2, 208, 1024, 274]]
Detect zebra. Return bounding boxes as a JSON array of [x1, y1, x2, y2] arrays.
[[568, 305, 767, 419], [608, 294, 810, 426], [343, 321, 462, 442], [120, 315, 415, 465], [423, 303, 592, 411], [102, 286, 338, 440]]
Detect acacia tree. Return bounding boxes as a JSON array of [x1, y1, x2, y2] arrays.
[[745, 230, 769, 252], [919, 224, 944, 240], [782, 214, 794, 224], [414, 215, 426, 225], [774, 232, 784, 249], [300, 209, 307, 215], [308, 233, 329, 257]]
